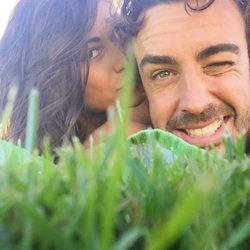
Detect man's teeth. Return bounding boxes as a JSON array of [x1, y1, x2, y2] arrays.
[[185, 120, 222, 137]]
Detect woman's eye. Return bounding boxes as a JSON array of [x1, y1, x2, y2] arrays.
[[88, 48, 100, 60]]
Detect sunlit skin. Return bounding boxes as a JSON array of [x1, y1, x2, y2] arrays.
[[133, 0, 250, 151], [84, 0, 124, 111]]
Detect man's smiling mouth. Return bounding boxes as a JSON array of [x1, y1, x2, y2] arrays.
[[184, 119, 222, 137], [172, 116, 231, 148]]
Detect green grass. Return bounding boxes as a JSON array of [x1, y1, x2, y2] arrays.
[[0, 56, 249, 249], [0, 131, 249, 250]]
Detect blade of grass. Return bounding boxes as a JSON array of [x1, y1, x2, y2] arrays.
[[0, 85, 17, 138], [100, 48, 136, 250], [25, 89, 39, 157], [113, 228, 146, 250]]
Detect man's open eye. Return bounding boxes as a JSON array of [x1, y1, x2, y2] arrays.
[[152, 70, 175, 80], [88, 48, 101, 60]]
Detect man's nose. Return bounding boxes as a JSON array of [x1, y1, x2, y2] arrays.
[[179, 73, 212, 114]]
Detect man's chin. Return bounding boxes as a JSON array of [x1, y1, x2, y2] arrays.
[[172, 129, 244, 155]]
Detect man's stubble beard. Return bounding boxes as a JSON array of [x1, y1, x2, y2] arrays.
[[165, 102, 250, 145]]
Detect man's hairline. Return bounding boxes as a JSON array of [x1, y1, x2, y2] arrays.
[[129, 0, 246, 39]]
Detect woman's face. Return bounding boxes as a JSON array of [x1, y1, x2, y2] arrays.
[[84, 0, 124, 111]]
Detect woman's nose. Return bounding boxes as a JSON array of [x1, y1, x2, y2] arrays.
[[112, 46, 125, 73]]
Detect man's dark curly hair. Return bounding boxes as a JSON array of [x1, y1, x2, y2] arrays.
[[120, 0, 250, 50]]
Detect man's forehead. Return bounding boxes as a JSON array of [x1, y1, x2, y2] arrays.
[[136, 3, 190, 41], [133, 0, 244, 53]]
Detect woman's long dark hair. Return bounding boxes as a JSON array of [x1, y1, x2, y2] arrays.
[[0, 0, 97, 149]]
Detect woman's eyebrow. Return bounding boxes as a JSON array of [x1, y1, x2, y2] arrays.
[[87, 37, 101, 43]]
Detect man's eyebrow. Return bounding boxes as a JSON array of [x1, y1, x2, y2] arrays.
[[140, 55, 178, 69], [196, 43, 239, 61], [87, 37, 101, 43]]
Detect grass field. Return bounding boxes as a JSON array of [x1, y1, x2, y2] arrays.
[[0, 56, 249, 250], [0, 125, 250, 249]]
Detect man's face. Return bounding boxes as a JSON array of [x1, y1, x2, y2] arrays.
[[133, 0, 250, 151]]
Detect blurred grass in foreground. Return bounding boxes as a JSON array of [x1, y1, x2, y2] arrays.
[[0, 130, 249, 250], [0, 55, 249, 250]]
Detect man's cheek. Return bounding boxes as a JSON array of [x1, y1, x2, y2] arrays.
[[148, 99, 166, 129]]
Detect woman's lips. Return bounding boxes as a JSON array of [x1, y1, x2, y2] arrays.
[[172, 117, 230, 147]]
